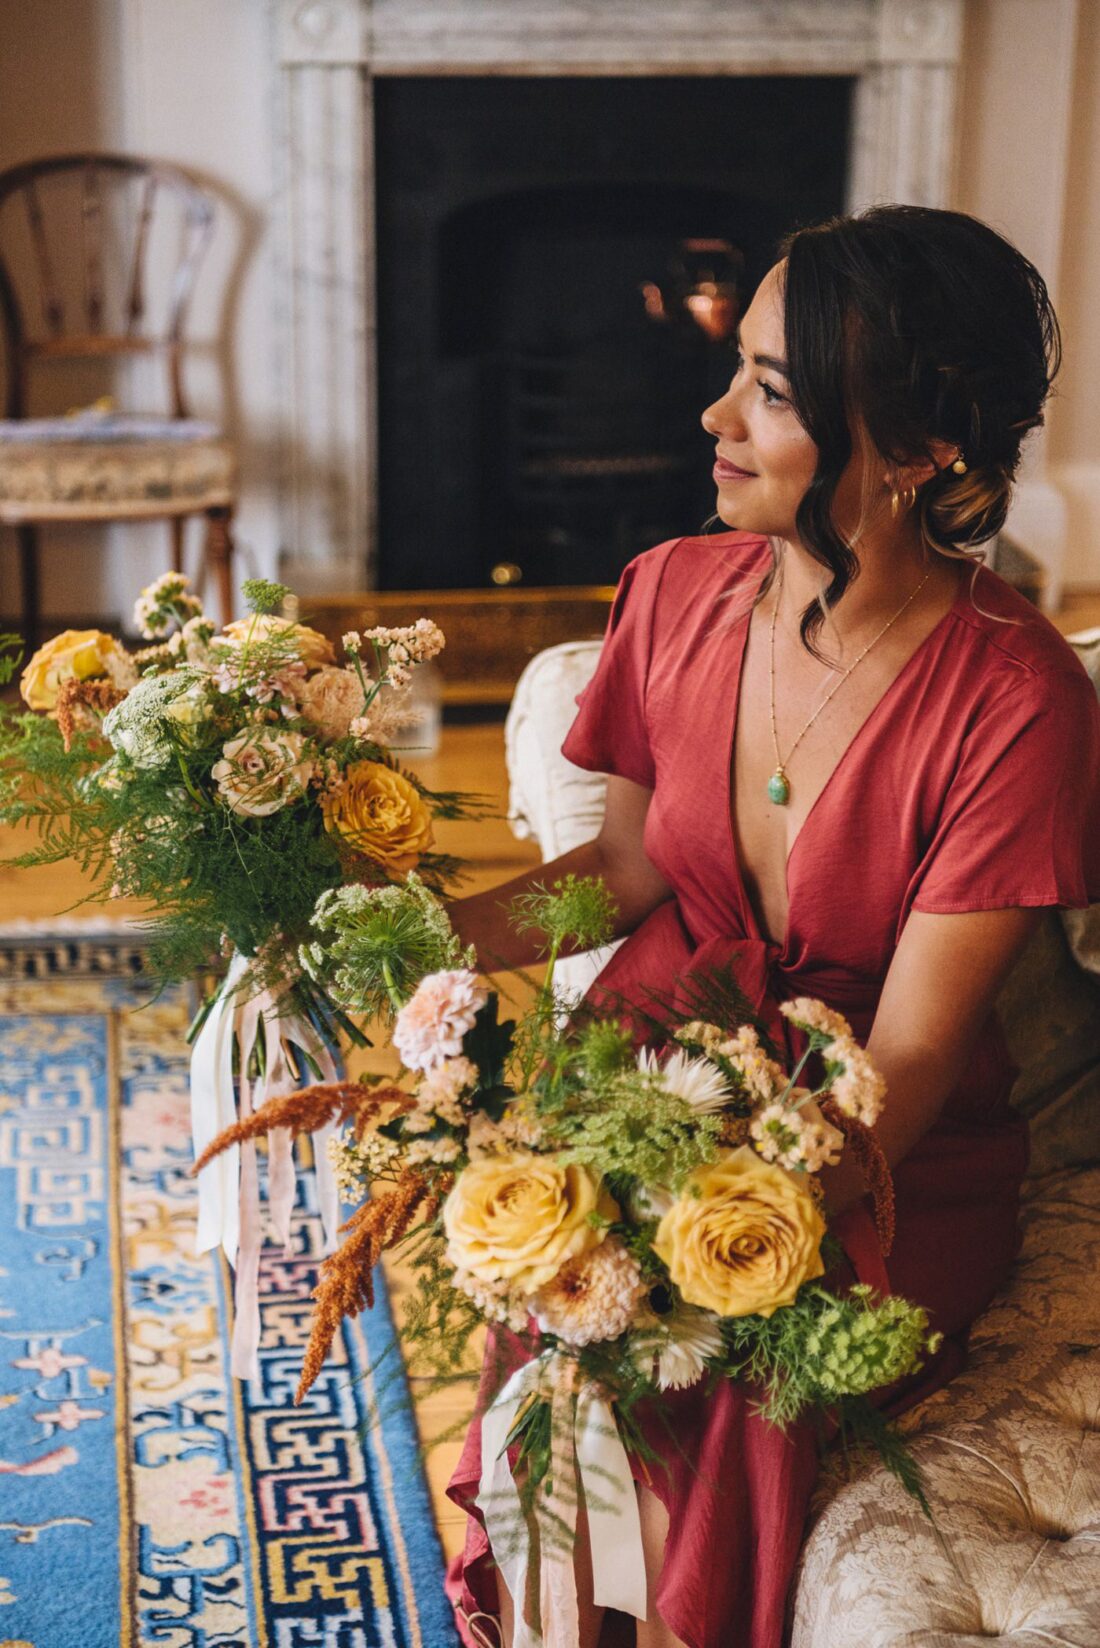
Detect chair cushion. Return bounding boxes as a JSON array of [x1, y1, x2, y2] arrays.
[[790, 1164, 1100, 1647], [0, 416, 234, 519]]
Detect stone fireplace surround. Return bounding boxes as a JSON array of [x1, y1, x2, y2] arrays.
[[273, 0, 970, 594]]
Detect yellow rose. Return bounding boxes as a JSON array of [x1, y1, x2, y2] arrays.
[[653, 1146, 825, 1318], [323, 759, 434, 871], [443, 1153, 618, 1293], [20, 628, 125, 713], [221, 613, 335, 669]]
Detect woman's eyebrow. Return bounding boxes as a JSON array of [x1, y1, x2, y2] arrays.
[[734, 327, 790, 378]]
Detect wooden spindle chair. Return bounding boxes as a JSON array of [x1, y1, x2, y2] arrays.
[[0, 154, 237, 646]]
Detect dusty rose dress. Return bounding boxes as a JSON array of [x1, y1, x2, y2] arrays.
[[447, 532, 1100, 1648]]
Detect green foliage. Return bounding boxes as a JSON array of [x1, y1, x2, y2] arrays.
[[461, 994, 516, 1107], [0, 633, 24, 686], [399, 1230, 485, 1380], [241, 578, 292, 615]]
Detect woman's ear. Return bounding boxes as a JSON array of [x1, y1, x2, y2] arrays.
[[888, 439, 960, 492]]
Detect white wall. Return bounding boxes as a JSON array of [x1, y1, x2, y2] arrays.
[[955, 0, 1099, 589], [0, 0, 281, 622], [1, 0, 1098, 623]]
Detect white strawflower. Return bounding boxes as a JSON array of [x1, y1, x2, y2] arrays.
[[631, 1306, 725, 1392], [780, 998, 853, 1041], [825, 1036, 886, 1126], [637, 1046, 732, 1113], [532, 1239, 647, 1347]]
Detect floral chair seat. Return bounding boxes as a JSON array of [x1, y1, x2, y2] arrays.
[[0, 415, 235, 521]]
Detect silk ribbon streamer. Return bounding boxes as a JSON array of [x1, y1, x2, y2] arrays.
[[477, 1351, 647, 1647], [189, 952, 341, 1380]]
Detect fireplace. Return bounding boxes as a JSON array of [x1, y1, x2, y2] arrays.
[[374, 74, 851, 588], [273, 0, 967, 595]]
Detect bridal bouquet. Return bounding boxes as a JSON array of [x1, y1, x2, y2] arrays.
[[196, 874, 939, 1642], [0, 572, 471, 1373]]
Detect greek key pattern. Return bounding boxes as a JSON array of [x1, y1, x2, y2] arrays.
[[0, 967, 451, 1646]]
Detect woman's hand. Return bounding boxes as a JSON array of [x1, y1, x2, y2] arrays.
[[448, 775, 673, 974], [821, 904, 1045, 1214]]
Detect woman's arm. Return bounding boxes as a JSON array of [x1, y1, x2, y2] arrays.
[[821, 904, 1045, 1214], [448, 775, 673, 973]]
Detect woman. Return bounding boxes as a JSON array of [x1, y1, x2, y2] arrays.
[[445, 206, 1100, 1648]]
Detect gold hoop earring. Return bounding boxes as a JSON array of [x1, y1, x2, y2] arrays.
[[891, 482, 917, 517]]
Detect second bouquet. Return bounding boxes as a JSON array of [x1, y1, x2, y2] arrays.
[[1, 573, 472, 1375]]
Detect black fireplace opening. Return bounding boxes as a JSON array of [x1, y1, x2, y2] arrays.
[[374, 75, 853, 590]]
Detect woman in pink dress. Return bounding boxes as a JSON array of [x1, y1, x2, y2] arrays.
[[445, 205, 1100, 1648]]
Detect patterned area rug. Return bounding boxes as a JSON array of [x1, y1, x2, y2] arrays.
[[0, 937, 458, 1648]]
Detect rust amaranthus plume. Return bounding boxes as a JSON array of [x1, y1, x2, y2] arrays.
[[295, 1170, 452, 1404], [820, 1095, 896, 1255], [55, 677, 126, 751], [190, 1080, 410, 1176]]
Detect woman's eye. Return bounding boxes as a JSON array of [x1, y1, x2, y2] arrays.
[[730, 349, 786, 406]]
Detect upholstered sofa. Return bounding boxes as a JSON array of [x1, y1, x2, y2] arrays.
[[504, 633, 1100, 1648]]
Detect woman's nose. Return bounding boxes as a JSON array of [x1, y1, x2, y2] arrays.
[[701, 386, 745, 441]]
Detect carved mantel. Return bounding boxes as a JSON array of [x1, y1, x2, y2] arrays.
[[271, 0, 965, 589]]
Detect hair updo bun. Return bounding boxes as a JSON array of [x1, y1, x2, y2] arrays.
[[775, 205, 1060, 654]]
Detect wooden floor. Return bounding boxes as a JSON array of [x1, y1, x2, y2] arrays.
[[2, 586, 1098, 1564]]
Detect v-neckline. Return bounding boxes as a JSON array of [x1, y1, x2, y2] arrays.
[[724, 558, 969, 956]]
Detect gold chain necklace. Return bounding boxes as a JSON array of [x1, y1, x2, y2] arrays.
[[767, 564, 933, 806]]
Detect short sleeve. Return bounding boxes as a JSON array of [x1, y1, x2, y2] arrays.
[[910, 663, 1100, 914], [560, 541, 679, 788]]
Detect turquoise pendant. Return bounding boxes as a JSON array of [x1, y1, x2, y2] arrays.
[[767, 768, 790, 806]]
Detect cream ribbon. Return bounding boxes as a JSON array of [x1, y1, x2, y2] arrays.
[[190, 954, 340, 1380], [476, 1351, 647, 1647]]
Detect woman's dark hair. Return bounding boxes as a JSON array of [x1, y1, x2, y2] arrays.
[[769, 204, 1060, 657]]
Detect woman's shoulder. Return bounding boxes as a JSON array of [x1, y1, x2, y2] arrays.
[[948, 564, 1098, 707], [622, 530, 770, 611]]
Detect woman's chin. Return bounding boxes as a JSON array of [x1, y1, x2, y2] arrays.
[[714, 500, 750, 530]]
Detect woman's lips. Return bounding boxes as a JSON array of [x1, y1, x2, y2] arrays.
[[713, 455, 756, 482]]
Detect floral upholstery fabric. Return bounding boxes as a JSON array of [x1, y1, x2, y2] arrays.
[[0, 418, 234, 519], [791, 1165, 1100, 1647]]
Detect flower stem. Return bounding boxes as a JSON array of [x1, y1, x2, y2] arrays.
[[381, 957, 404, 1012]]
